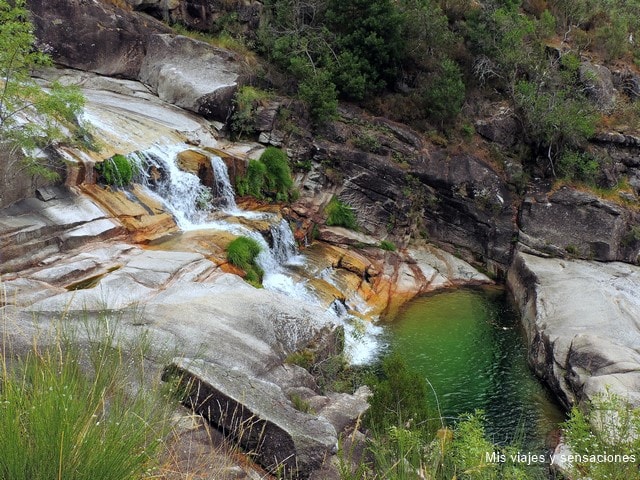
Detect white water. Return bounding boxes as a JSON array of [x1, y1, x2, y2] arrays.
[[134, 142, 382, 364], [210, 155, 237, 211]]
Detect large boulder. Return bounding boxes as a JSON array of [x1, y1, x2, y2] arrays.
[[28, 0, 171, 78], [579, 62, 617, 113], [164, 358, 338, 479], [518, 186, 640, 263], [507, 252, 640, 408], [139, 34, 244, 121]]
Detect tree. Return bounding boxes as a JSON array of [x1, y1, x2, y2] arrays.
[[0, 0, 85, 180], [325, 0, 405, 99]]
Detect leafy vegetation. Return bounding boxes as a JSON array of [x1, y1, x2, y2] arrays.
[[325, 196, 358, 230], [379, 240, 396, 251], [236, 147, 296, 202], [0, 0, 86, 180], [563, 392, 640, 480], [0, 319, 172, 480], [226, 235, 264, 286], [95, 154, 137, 187], [230, 86, 271, 138]]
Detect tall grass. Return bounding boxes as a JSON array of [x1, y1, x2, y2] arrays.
[[0, 315, 173, 480]]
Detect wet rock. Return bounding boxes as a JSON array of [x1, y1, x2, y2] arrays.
[[139, 34, 243, 122], [80, 184, 179, 243], [177, 149, 215, 187], [164, 358, 337, 479]]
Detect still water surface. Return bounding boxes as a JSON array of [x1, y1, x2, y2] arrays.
[[388, 287, 565, 450]]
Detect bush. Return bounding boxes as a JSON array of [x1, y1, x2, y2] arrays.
[[226, 236, 264, 286], [298, 69, 339, 125], [557, 150, 600, 184], [230, 86, 271, 138], [563, 392, 640, 480], [379, 240, 396, 251], [0, 321, 171, 480], [236, 148, 295, 202], [325, 197, 358, 230], [96, 154, 136, 187]]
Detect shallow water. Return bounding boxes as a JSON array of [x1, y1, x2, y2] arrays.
[[388, 287, 565, 450]]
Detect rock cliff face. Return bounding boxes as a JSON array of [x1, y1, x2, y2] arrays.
[[28, 0, 172, 78]]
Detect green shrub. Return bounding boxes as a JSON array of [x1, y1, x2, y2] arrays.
[[379, 240, 396, 251], [227, 236, 264, 286], [298, 69, 339, 125], [96, 154, 136, 187], [563, 392, 640, 480], [230, 86, 271, 138], [0, 322, 171, 480], [325, 197, 358, 230], [557, 150, 600, 184], [236, 148, 295, 202]]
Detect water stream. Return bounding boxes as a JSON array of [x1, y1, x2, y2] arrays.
[[132, 143, 383, 364]]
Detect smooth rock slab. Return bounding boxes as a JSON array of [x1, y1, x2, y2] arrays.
[[508, 252, 640, 407], [164, 358, 337, 479]]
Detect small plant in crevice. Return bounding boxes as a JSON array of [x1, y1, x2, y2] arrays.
[[95, 154, 137, 187], [226, 236, 264, 287], [325, 196, 358, 230], [379, 240, 396, 251]]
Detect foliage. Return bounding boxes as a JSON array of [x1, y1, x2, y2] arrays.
[[236, 147, 296, 202], [261, 146, 294, 199], [356, 353, 538, 480], [563, 392, 640, 480], [365, 353, 434, 431], [95, 154, 136, 187], [420, 58, 466, 124], [325, 0, 405, 100], [0, 0, 85, 180], [298, 69, 338, 124], [0, 320, 171, 480], [230, 86, 271, 138], [226, 236, 264, 286], [514, 81, 597, 174], [379, 240, 396, 251], [325, 196, 358, 230], [556, 150, 600, 184]]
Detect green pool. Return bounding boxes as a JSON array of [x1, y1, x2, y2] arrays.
[[388, 287, 564, 449]]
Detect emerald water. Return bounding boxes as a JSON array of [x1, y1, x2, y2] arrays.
[[388, 287, 565, 449]]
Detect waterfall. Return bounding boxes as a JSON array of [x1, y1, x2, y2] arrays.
[[132, 143, 382, 365], [132, 144, 213, 229], [270, 218, 298, 265], [210, 155, 237, 211]]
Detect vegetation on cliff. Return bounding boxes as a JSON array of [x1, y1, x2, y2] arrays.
[[236, 147, 296, 201], [0, 319, 172, 480], [226, 235, 264, 285], [217, 0, 640, 190]]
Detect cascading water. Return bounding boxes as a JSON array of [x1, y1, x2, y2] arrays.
[[134, 142, 382, 364], [270, 218, 299, 265], [210, 155, 237, 211], [132, 144, 213, 228]]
